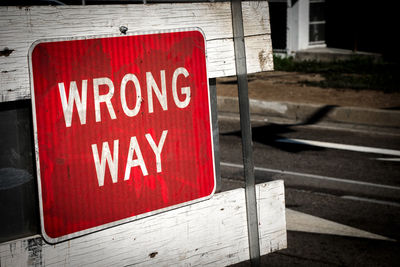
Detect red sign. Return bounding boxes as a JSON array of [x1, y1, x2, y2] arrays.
[[29, 28, 215, 243]]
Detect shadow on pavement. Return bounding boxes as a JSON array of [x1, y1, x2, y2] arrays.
[[222, 105, 338, 153]]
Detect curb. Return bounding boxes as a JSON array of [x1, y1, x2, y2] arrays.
[[217, 96, 400, 129]]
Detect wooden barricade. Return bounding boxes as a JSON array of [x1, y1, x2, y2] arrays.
[[0, 1, 286, 266]]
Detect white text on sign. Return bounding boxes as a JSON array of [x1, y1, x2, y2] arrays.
[[57, 67, 191, 186], [91, 130, 168, 187], [58, 67, 191, 127]]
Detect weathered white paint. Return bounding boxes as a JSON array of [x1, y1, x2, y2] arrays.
[[0, 180, 286, 266], [0, 1, 273, 102]]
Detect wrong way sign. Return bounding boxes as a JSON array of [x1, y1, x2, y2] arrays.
[[29, 28, 215, 243]]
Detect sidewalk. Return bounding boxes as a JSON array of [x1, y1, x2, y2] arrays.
[[216, 71, 400, 130]]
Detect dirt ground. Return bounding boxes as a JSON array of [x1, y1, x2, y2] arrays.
[[217, 71, 400, 109]]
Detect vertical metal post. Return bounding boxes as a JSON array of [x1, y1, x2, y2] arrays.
[[209, 78, 221, 193], [231, 0, 261, 266]]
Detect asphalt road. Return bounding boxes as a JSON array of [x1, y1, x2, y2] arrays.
[[219, 115, 400, 266]]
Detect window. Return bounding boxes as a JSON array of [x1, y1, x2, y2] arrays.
[[309, 0, 325, 44]]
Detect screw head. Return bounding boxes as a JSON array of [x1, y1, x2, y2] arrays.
[[119, 26, 128, 35]]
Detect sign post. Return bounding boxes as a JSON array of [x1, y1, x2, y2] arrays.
[[29, 28, 216, 243], [231, 0, 261, 265]]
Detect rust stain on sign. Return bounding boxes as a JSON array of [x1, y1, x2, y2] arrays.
[[258, 49, 267, 71]]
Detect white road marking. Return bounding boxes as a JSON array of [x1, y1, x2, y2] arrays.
[[341, 196, 400, 207], [276, 138, 400, 156], [221, 161, 400, 191], [374, 157, 400, 162], [286, 209, 395, 241]]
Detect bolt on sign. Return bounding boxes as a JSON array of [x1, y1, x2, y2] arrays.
[[29, 28, 216, 243]]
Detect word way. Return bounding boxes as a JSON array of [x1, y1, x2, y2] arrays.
[[91, 130, 168, 187]]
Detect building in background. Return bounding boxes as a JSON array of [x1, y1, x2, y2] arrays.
[[269, 0, 326, 55], [269, 0, 395, 61]]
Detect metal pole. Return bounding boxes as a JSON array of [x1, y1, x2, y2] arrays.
[[231, 0, 261, 266], [209, 78, 221, 193]]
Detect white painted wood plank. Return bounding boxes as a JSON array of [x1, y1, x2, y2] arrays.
[[257, 181, 287, 255], [0, 2, 273, 102], [0, 180, 286, 267], [242, 1, 271, 36]]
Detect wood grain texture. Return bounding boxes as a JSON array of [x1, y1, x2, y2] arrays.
[[0, 180, 286, 266], [0, 1, 272, 102]]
